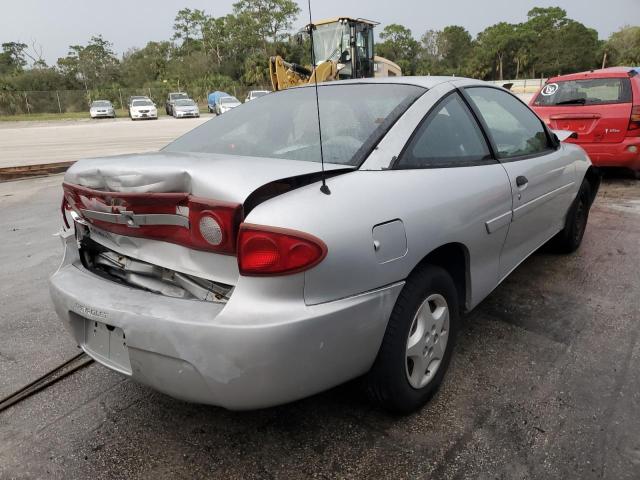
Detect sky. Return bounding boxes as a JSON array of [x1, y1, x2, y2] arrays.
[[2, 0, 639, 65]]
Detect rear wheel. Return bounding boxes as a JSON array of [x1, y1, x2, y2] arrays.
[[366, 265, 459, 414], [549, 179, 592, 253]]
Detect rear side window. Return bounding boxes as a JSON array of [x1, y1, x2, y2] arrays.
[[533, 78, 632, 106], [396, 93, 490, 168], [466, 87, 551, 160]]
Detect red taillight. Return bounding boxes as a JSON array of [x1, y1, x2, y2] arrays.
[[188, 197, 242, 254], [62, 183, 242, 254], [629, 105, 640, 131], [238, 224, 327, 276]]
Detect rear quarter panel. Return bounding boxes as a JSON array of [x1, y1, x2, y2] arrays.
[[244, 166, 513, 308]]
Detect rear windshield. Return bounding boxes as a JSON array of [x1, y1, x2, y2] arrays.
[[164, 83, 425, 166], [533, 78, 632, 106]]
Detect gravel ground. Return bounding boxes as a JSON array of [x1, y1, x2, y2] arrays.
[[0, 172, 638, 479]]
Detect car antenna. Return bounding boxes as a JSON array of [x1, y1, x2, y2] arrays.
[[307, 0, 330, 195]]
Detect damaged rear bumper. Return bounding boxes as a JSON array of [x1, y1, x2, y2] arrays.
[[49, 231, 403, 410]]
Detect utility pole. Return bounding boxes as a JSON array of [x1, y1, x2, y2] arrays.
[[601, 52, 607, 69]]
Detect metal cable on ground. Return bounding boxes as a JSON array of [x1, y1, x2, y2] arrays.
[[0, 352, 94, 413]]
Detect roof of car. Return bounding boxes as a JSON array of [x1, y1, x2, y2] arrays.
[[291, 76, 484, 90], [546, 67, 639, 82]]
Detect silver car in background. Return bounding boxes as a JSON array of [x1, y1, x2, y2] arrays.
[[216, 96, 241, 114], [244, 90, 269, 102], [165, 91, 189, 115], [172, 98, 200, 118], [51, 77, 599, 413], [89, 100, 115, 119]]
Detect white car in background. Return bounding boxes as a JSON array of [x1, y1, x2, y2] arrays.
[[89, 100, 115, 119], [129, 98, 158, 120], [216, 96, 241, 114], [172, 99, 200, 118], [244, 90, 269, 102]]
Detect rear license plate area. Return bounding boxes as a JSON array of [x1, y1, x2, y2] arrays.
[[72, 312, 132, 374]]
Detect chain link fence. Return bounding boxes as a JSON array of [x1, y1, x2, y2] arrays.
[[0, 85, 272, 116]]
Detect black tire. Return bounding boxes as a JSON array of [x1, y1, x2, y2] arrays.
[[549, 179, 592, 253], [366, 265, 459, 414]]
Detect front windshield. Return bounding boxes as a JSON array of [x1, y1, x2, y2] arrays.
[[132, 100, 154, 107], [221, 97, 239, 104], [252, 91, 268, 98], [92, 101, 111, 107], [164, 83, 425, 166], [175, 99, 195, 106], [171, 93, 188, 100], [312, 22, 349, 63]]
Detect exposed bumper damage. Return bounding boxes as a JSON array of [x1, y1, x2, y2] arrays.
[[50, 228, 403, 409]]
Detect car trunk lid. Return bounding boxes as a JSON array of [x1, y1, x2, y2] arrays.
[[63, 151, 350, 284], [535, 104, 631, 144], [64, 151, 347, 202], [531, 75, 633, 144]]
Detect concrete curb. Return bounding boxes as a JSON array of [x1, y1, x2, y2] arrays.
[[0, 161, 73, 182]]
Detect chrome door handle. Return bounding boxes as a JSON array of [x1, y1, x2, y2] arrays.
[[516, 175, 528, 187]]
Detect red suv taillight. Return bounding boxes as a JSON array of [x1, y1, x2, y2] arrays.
[[238, 224, 327, 276], [629, 105, 640, 131]]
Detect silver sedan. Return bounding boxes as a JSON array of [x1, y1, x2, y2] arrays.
[[51, 77, 599, 412], [89, 100, 115, 119], [172, 98, 200, 118]]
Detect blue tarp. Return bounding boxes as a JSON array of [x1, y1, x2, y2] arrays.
[[208, 91, 231, 106]]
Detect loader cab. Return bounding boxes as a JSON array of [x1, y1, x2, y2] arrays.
[[309, 17, 375, 80]]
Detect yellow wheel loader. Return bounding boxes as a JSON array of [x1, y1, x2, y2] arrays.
[[269, 17, 402, 91]]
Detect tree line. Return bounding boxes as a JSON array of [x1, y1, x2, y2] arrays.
[[377, 7, 639, 79], [0, 2, 638, 104]]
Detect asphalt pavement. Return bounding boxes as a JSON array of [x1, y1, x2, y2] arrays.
[[0, 115, 211, 169], [0, 173, 639, 479]]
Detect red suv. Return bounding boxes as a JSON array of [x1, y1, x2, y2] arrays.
[[530, 67, 640, 177]]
